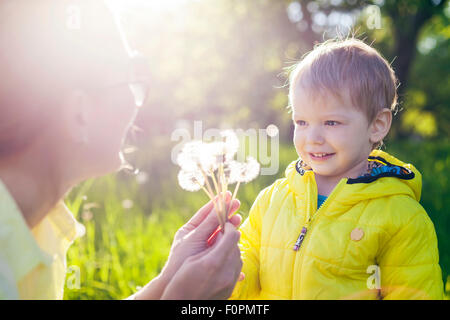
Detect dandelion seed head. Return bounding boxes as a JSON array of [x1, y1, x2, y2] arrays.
[[220, 129, 239, 160], [176, 141, 204, 171], [227, 160, 246, 184], [203, 142, 226, 172], [225, 157, 260, 184], [175, 132, 258, 192], [202, 141, 227, 175], [177, 169, 205, 192], [208, 141, 226, 156], [243, 156, 260, 182]]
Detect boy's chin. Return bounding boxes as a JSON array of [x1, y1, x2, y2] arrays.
[[310, 164, 340, 178], [312, 169, 335, 178]]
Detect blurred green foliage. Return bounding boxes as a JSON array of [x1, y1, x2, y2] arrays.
[[64, 0, 449, 299], [386, 139, 450, 296]]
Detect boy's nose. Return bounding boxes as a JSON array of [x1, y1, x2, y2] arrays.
[[306, 126, 325, 144]]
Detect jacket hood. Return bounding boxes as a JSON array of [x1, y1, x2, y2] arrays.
[[285, 150, 422, 206]]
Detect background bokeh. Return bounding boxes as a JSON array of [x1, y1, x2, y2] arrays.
[[64, 0, 449, 299]]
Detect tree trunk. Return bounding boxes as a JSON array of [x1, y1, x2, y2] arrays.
[[386, 1, 444, 138]]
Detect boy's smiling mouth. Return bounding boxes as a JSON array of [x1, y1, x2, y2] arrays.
[[309, 152, 335, 161]]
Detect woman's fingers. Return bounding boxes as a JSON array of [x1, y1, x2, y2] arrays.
[[208, 222, 241, 261], [185, 200, 215, 229], [206, 200, 241, 247], [211, 223, 243, 291], [197, 197, 240, 240], [185, 191, 232, 229], [229, 212, 242, 227], [161, 223, 243, 300]]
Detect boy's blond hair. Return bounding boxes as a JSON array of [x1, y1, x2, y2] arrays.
[[288, 38, 398, 126]]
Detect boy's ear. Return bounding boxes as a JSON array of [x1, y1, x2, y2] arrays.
[[369, 108, 392, 146]]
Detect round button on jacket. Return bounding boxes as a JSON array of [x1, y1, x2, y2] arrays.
[[350, 227, 364, 241]]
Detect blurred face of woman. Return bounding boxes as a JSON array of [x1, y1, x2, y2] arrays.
[[0, 1, 143, 193], [62, 28, 142, 179], [85, 83, 139, 176]]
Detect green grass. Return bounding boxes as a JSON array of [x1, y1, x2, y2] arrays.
[[63, 176, 187, 299], [63, 140, 450, 300]]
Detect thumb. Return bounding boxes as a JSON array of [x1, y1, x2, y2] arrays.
[[206, 203, 241, 247], [207, 222, 241, 260]]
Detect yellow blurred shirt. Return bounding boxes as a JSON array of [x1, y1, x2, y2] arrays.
[[0, 179, 85, 299]]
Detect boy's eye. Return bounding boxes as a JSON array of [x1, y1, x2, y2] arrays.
[[325, 120, 340, 126], [295, 120, 307, 126]]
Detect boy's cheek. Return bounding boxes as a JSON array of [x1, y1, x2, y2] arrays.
[[293, 136, 304, 155], [292, 132, 300, 145]]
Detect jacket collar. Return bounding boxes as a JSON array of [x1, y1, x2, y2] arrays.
[[285, 150, 422, 205]]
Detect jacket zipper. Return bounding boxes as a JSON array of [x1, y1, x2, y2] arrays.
[[293, 227, 307, 251], [292, 178, 347, 299], [293, 179, 346, 251]]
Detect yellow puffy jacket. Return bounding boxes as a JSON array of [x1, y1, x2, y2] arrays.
[[230, 150, 444, 300]]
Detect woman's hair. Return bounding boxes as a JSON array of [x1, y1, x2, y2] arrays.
[[0, 0, 126, 157], [288, 37, 398, 125]]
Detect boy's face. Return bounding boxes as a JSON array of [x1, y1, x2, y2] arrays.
[[291, 87, 373, 180]]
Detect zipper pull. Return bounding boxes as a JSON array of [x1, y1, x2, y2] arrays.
[[293, 226, 307, 251]]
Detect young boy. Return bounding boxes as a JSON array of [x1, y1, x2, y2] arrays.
[[230, 38, 444, 300]]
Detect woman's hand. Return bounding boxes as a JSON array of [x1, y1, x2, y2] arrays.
[[163, 191, 241, 278], [130, 191, 242, 300], [161, 221, 242, 300]]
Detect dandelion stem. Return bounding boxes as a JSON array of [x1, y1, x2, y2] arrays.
[[222, 168, 229, 216], [197, 183, 222, 225], [209, 168, 223, 217], [205, 190, 222, 225], [200, 168, 225, 227], [227, 180, 241, 219], [199, 167, 215, 202], [209, 168, 221, 196], [199, 185, 213, 201], [218, 162, 227, 229]]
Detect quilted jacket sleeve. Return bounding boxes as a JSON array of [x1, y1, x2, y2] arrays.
[[377, 202, 444, 300], [229, 185, 272, 300]]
